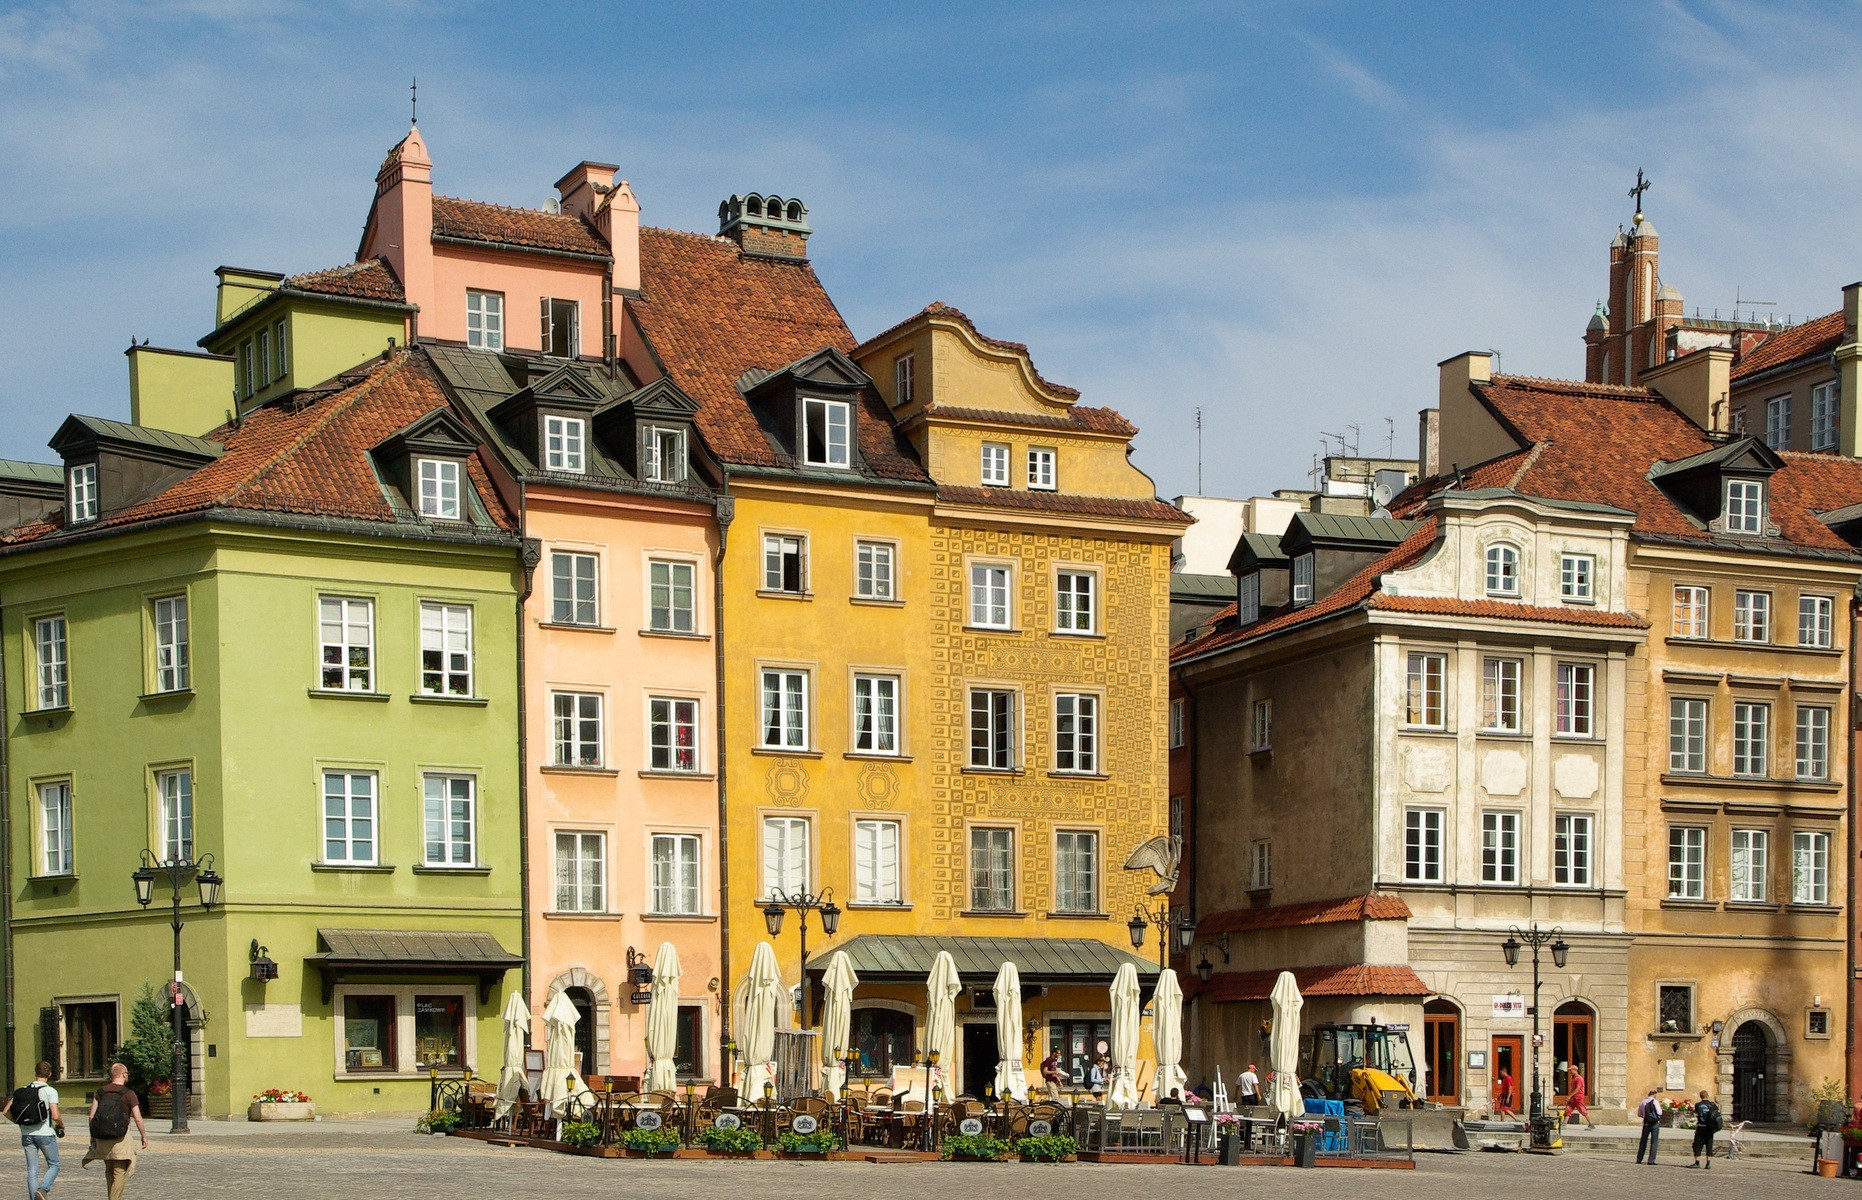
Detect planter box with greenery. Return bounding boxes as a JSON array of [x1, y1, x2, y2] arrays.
[[1014, 1134, 1077, 1162], [622, 1127, 680, 1156], [417, 1111, 461, 1136], [248, 1090, 314, 1122], [942, 1132, 1010, 1161], [699, 1125, 763, 1157], [777, 1129, 843, 1157]]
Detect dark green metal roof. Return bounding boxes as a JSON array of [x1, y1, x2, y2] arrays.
[[1170, 572, 1236, 599], [802, 934, 1159, 985], [1289, 511, 1418, 545], [59, 414, 222, 459], [1238, 532, 1286, 563], [0, 460, 62, 486]]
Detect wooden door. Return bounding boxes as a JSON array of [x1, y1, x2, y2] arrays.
[[1490, 1035, 1524, 1116], [1423, 1003, 1459, 1104], [1552, 1005, 1593, 1106]]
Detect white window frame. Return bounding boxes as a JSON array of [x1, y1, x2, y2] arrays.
[[648, 696, 700, 772], [1026, 446, 1057, 490], [466, 290, 505, 351], [651, 832, 702, 915], [422, 773, 476, 867], [321, 770, 379, 866], [543, 414, 587, 474], [1795, 705, 1830, 781], [1672, 585, 1709, 639], [759, 668, 809, 750], [1793, 830, 1832, 905], [894, 354, 914, 406], [67, 463, 97, 524], [1481, 810, 1520, 885], [554, 830, 607, 914], [1559, 553, 1594, 602], [763, 534, 806, 594], [1054, 692, 1099, 774], [257, 328, 271, 386], [1403, 808, 1444, 883], [1668, 825, 1706, 900], [801, 397, 852, 469], [1555, 662, 1595, 737], [1481, 657, 1522, 733], [642, 425, 688, 484], [1484, 543, 1520, 597], [1764, 395, 1790, 449], [39, 780, 72, 876], [1250, 839, 1273, 890], [273, 318, 289, 377], [1553, 812, 1592, 887], [540, 297, 579, 358], [1237, 572, 1260, 623], [1733, 589, 1770, 643], [1169, 698, 1185, 749], [1811, 381, 1839, 452], [1730, 828, 1769, 903], [1251, 698, 1272, 751], [762, 815, 810, 899], [419, 602, 473, 697], [156, 768, 193, 863], [1732, 701, 1769, 778], [33, 615, 68, 710], [1723, 478, 1765, 534], [153, 595, 189, 693], [854, 541, 896, 601], [968, 826, 1015, 911], [550, 551, 599, 626], [1669, 696, 1707, 773], [969, 563, 1012, 629], [1799, 594, 1834, 648], [980, 442, 1009, 486], [551, 691, 604, 768], [414, 457, 461, 521], [1054, 828, 1100, 913], [852, 673, 900, 756], [969, 688, 1016, 769], [1405, 651, 1446, 729], [1055, 570, 1096, 633], [318, 596, 374, 692], [1291, 553, 1314, 605], [648, 559, 697, 633], [853, 819, 901, 905]]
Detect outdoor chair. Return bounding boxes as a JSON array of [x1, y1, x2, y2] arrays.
[[706, 1086, 739, 1107], [792, 1096, 831, 1119], [870, 1088, 893, 1108]]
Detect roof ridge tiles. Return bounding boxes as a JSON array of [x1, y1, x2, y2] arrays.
[[1488, 372, 1660, 398]]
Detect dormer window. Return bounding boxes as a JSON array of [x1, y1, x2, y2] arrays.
[[1291, 553, 1314, 605], [67, 463, 97, 524], [642, 426, 687, 483], [544, 415, 586, 474], [1724, 479, 1764, 534], [980, 443, 1009, 486], [895, 354, 914, 406], [1484, 544, 1520, 597], [540, 298, 579, 358], [1238, 572, 1260, 623], [417, 458, 462, 520], [1028, 447, 1057, 490], [801, 397, 851, 468]]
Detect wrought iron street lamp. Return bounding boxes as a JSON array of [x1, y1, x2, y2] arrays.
[[131, 849, 222, 1134], [1500, 923, 1568, 1132], [1126, 901, 1192, 969], [762, 887, 841, 1031]]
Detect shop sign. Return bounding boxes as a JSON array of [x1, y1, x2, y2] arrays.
[[792, 1114, 819, 1134], [959, 1118, 983, 1135], [637, 1111, 664, 1131], [716, 1113, 742, 1130], [1492, 995, 1526, 1019]]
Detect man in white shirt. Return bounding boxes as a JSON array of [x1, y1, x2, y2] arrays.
[[2, 1061, 62, 1200], [1236, 1064, 1263, 1107]]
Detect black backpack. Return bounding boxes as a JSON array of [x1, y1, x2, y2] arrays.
[[1701, 1101, 1722, 1133], [9, 1084, 47, 1127], [89, 1089, 129, 1140]]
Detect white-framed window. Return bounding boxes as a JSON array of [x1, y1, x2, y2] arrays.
[[318, 596, 374, 691], [1669, 697, 1707, 773], [257, 328, 271, 385], [1291, 553, 1314, 605], [33, 615, 68, 709], [1555, 662, 1594, 737], [1405, 651, 1445, 728], [153, 595, 189, 693], [419, 602, 473, 697], [1056, 570, 1096, 633], [1764, 395, 1790, 449], [648, 560, 696, 633], [322, 770, 378, 865], [67, 463, 97, 524], [241, 340, 255, 397], [894, 354, 914, 406], [422, 774, 475, 866], [853, 819, 901, 905], [1251, 698, 1273, 750], [1811, 381, 1839, 452], [1237, 572, 1260, 623], [1027, 447, 1056, 490], [642, 426, 687, 484], [554, 831, 606, 913], [762, 815, 809, 899], [855, 541, 895, 601], [1559, 554, 1594, 602], [1403, 809, 1443, 883], [38, 781, 72, 876], [273, 318, 288, 377], [540, 297, 579, 358], [550, 551, 598, 625], [1481, 657, 1522, 733], [759, 668, 808, 750], [648, 696, 700, 772], [1169, 698, 1185, 749], [1732, 701, 1769, 777], [853, 674, 899, 755], [980, 443, 1009, 486], [1733, 590, 1770, 642], [763, 535, 805, 594], [466, 290, 504, 351], [156, 768, 193, 863], [801, 397, 852, 468], [1723, 478, 1765, 534], [1795, 705, 1830, 781], [1799, 595, 1834, 648], [1730, 828, 1769, 903], [969, 563, 1011, 628], [651, 833, 702, 915], [1673, 585, 1709, 638], [969, 826, 1015, 911], [1554, 812, 1592, 887], [416, 459, 461, 520], [1250, 839, 1273, 890], [551, 691, 603, 767], [1055, 829, 1099, 913], [969, 688, 1016, 769], [1484, 544, 1520, 597], [543, 414, 586, 474], [1054, 693, 1099, 774], [1668, 825, 1706, 900], [1793, 830, 1832, 905], [1481, 811, 1520, 885]]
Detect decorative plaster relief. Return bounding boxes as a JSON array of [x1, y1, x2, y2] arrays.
[[1401, 744, 1452, 793], [1553, 754, 1599, 799], [767, 758, 810, 806], [1478, 749, 1527, 797]]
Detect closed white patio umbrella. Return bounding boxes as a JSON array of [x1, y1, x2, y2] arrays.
[[991, 961, 1028, 1102], [820, 951, 860, 1100], [540, 989, 594, 1119], [493, 989, 530, 1121], [1268, 970, 1305, 1116], [1152, 968, 1186, 1103], [1107, 962, 1142, 1111], [644, 941, 683, 1092], [925, 950, 960, 1103], [735, 940, 786, 1100]]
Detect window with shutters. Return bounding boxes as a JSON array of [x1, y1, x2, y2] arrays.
[[853, 819, 900, 904], [61, 1002, 116, 1081], [759, 669, 808, 750], [540, 297, 578, 358], [969, 827, 1015, 911], [651, 834, 701, 915], [762, 816, 809, 899], [1054, 829, 1099, 913], [550, 552, 598, 625], [648, 560, 696, 633], [554, 831, 606, 913]]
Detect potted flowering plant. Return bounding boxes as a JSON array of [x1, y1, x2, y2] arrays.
[[248, 1088, 315, 1122], [1289, 1119, 1323, 1167], [144, 1079, 174, 1120]]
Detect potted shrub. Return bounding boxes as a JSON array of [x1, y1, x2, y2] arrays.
[[776, 1129, 843, 1157], [144, 1080, 173, 1121], [561, 1120, 603, 1149], [622, 1126, 680, 1156], [248, 1089, 315, 1122], [698, 1125, 763, 1157], [114, 985, 176, 1116], [1289, 1119, 1321, 1167], [1014, 1133, 1077, 1163], [416, 1110, 460, 1136], [941, 1132, 1009, 1161]]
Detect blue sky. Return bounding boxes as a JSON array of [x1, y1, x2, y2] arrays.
[[3, 1, 1859, 500]]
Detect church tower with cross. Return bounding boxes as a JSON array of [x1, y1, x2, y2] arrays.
[[1584, 171, 1687, 386]]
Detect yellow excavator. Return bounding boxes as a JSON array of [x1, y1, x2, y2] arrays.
[[1298, 1022, 1420, 1114]]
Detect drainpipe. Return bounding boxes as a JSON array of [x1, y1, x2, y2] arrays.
[[713, 487, 735, 1083], [1849, 584, 1860, 1100], [1, 603, 13, 1091], [602, 260, 616, 367], [516, 490, 540, 1013]]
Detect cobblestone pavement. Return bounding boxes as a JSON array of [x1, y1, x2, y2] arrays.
[[82, 1124, 1825, 1200]]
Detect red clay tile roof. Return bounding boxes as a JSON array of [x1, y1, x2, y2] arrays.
[[863, 301, 1081, 399], [1389, 449, 1535, 516], [633, 226, 928, 481], [938, 484, 1191, 524], [432, 195, 608, 258], [285, 257, 406, 302], [1366, 594, 1648, 628], [1732, 310, 1843, 380], [1191, 964, 1432, 1003], [2, 349, 515, 546], [1200, 895, 1412, 936], [927, 405, 1137, 437]]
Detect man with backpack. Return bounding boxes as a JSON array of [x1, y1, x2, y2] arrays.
[[1691, 1088, 1724, 1169], [2, 1061, 62, 1199], [78, 1064, 144, 1200]]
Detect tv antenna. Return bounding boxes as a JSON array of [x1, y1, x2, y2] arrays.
[[1732, 287, 1775, 325], [1194, 407, 1203, 495], [1384, 417, 1396, 458]]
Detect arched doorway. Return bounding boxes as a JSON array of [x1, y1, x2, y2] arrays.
[[566, 987, 597, 1076], [1552, 1001, 1594, 1107], [1423, 999, 1459, 1105], [1732, 1022, 1771, 1122]]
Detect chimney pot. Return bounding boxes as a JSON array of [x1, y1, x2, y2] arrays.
[[719, 192, 812, 260]]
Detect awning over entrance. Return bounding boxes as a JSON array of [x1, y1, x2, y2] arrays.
[[802, 935, 1159, 989], [1189, 963, 1430, 1004], [305, 928, 523, 1004]]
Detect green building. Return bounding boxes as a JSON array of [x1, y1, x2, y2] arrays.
[[0, 348, 526, 1116]]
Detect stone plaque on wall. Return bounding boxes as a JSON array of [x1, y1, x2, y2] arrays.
[[244, 1003, 303, 1039]]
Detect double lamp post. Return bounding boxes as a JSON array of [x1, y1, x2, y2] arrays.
[[131, 850, 223, 1134], [1501, 922, 1568, 1131]]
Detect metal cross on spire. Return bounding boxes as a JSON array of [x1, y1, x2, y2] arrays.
[[410, 77, 418, 126], [1629, 168, 1651, 218]]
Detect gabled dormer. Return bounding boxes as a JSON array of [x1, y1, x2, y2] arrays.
[[372, 408, 481, 522], [486, 358, 606, 475], [1648, 436, 1782, 537], [1276, 511, 1417, 609], [593, 377, 702, 485], [740, 348, 870, 473], [1225, 532, 1289, 623], [47, 415, 222, 528]]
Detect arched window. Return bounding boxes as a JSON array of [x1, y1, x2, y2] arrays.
[[1423, 999, 1460, 1105], [786, 200, 804, 222], [1484, 544, 1520, 597], [745, 195, 763, 217]]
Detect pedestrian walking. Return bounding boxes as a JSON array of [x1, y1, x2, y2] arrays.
[[1690, 1089, 1722, 1169], [1562, 1063, 1594, 1129], [1088, 1055, 1108, 1099], [3, 1060, 63, 1200], [1039, 1050, 1063, 1101], [79, 1064, 145, 1200], [1236, 1064, 1262, 1108], [1635, 1088, 1663, 1164], [1494, 1067, 1517, 1119]]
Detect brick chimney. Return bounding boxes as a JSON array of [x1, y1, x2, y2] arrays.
[[718, 193, 811, 260], [361, 125, 434, 328], [555, 161, 618, 223], [555, 161, 639, 292]]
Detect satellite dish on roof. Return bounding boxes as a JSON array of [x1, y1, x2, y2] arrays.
[[1371, 480, 1395, 508], [544, 197, 562, 214], [1371, 507, 1393, 519]]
